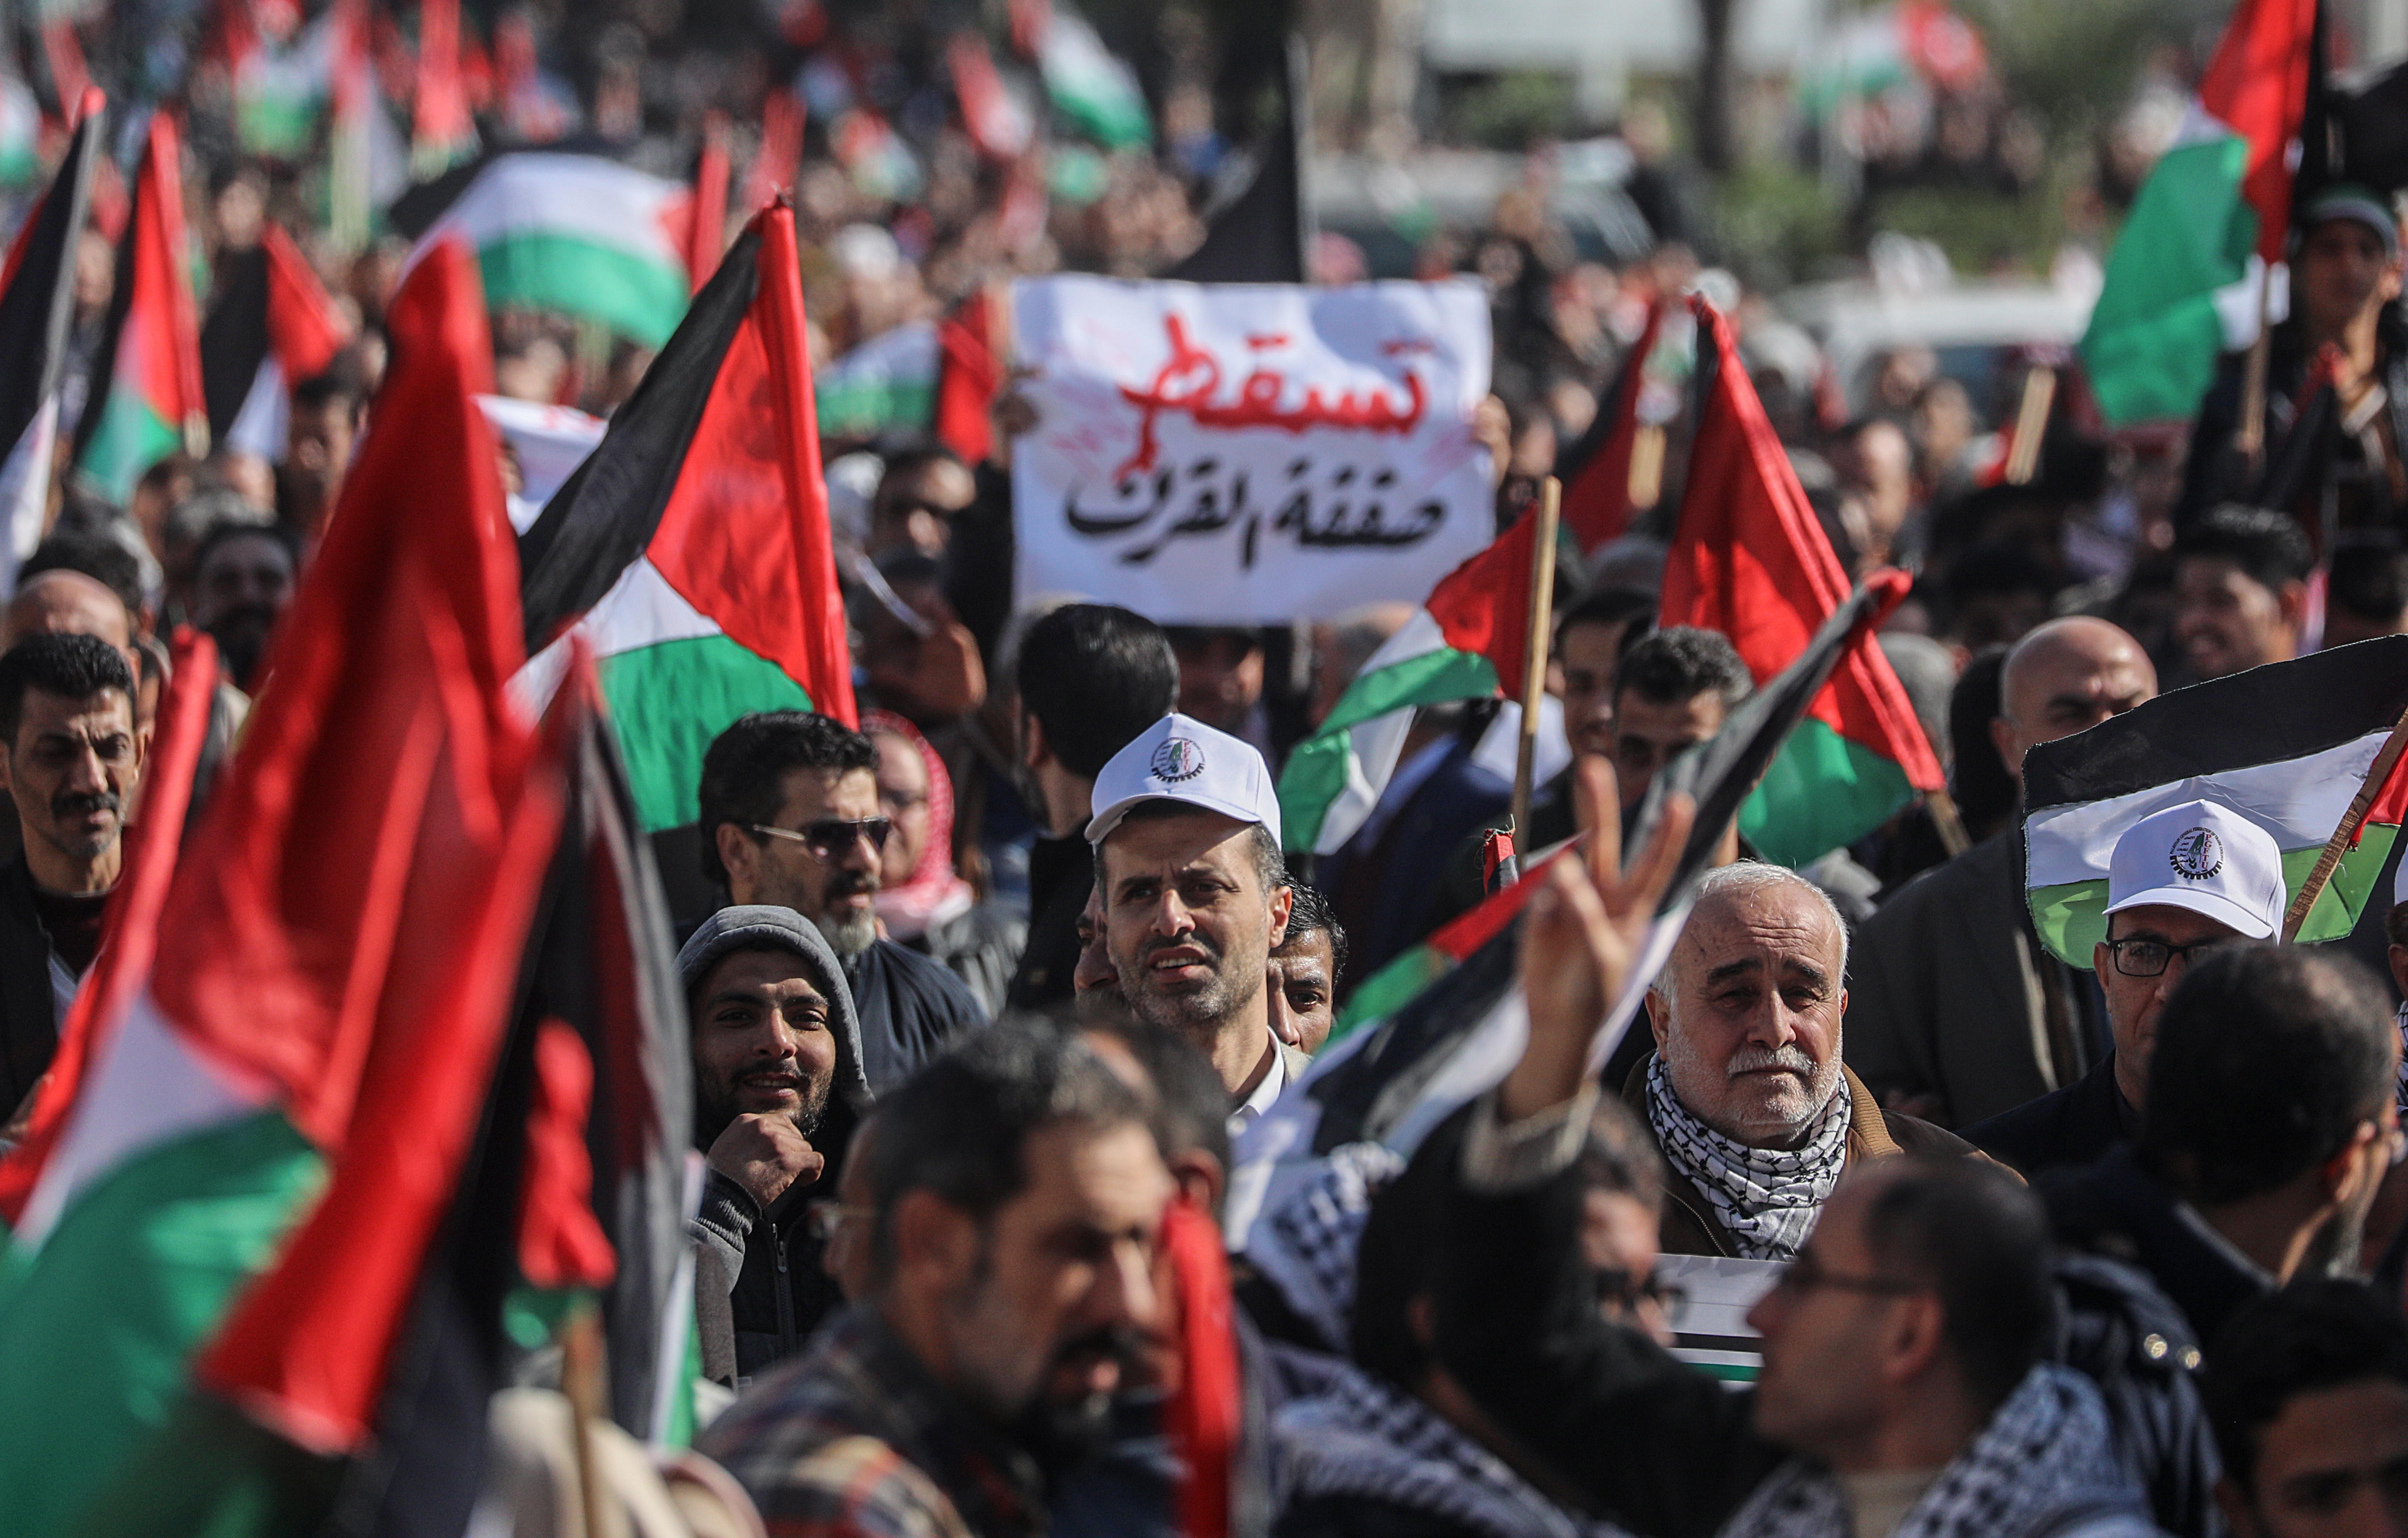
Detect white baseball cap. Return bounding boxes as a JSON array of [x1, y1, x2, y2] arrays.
[[2104, 799, 2286, 941], [1088, 712, 1282, 847]]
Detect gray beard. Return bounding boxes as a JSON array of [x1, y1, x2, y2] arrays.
[[814, 908, 878, 959]]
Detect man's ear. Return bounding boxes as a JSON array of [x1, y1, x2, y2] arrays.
[[714, 822, 756, 897], [1645, 988, 1671, 1053], [1170, 1149, 1225, 1218], [2278, 580, 2311, 636], [2318, 1121, 2385, 1208], [889, 1188, 977, 1292], [1881, 1290, 1949, 1386], [2213, 1474, 2263, 1538], [1268, 883, 1293, 950], [1019, 711, 1047, 774]]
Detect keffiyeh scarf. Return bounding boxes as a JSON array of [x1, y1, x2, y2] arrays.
[[1276, 1358, 1630, 1538], [1646, 1056, 1849, 1261], [1720, 1364, 2146, 1538]]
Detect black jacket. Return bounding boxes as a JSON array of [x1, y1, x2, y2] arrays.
[[2040, 1144, 2272, 1354], [1007, 824, 1092, 1015], [1965, 1055, 2134, 1180], [691, 1158, 846, 1384], [849, 936, 990, 1094], [0, 855, 65, 1118]]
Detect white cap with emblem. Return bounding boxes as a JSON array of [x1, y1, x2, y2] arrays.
[[1088, 712, 1282, 847], [2103, 798, 2286, 941]]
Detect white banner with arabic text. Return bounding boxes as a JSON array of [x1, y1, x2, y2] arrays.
[[1011, 276, 1495, 622]]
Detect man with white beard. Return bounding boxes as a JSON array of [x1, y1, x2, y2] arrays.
[[1629, 862, 1977, 1258]]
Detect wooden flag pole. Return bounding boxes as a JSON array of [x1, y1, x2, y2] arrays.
[[2282, 703, 2408, 942], [2002, 366, 2056, 485], [1509, 477, 1563, 853], [1926, 786, 1971, 858]]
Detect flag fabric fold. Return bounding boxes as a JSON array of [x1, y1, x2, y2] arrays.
[[2077, 0, 2318, 426], [517, 199, 856, 841], [1662, 297, 1943, 868], [73, 109, 208, 505], [2023, 636, 2408, 966], [0, 96, 102, 587], [201, 223, 354, 462]]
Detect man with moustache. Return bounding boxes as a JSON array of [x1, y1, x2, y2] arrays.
[[680, 907, 872, 1381], [1631, 862, 1972, 1259], [0, 635, 145, 1116], [699, 711, 987, 1094], [186, 519, 298, 694], [702, 1024, 1173, 1538], [1092, 714, 1307, 1136]]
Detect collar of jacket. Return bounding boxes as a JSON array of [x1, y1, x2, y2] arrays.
[[1622, 1054, 1899, 1256]]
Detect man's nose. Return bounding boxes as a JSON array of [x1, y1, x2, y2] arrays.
[[1098, 1235, 1163, 1333], [62, 745, 106, 793], [1149, 892, 1194, 937], [1743, 996, 1799, 1048]]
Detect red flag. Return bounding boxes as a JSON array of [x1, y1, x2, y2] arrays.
[[934, 286, 1003, 466], [686, 114, 731, 293], [412, 0, 473, 168], [261, 223, 350, 383], [1554, 299, 1662, 553], [742, 88, 806, 212], [949, 34, 1033, 161], [183, 240, 565, 1451], [2197, 0, 2318, 263], [1663, 297, 1943, 866], [1163, 1195, 1239, 1538]]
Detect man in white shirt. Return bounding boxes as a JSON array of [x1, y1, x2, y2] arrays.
[[1090, 712, 1305, 1136]]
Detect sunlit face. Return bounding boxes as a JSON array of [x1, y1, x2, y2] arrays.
[[2093, 904, 2244, 1112], [688, 946, 838, 1141], [1648, 882, 1847, 1148], [0, 688, 141, 884], [719, 766, 884, 954], [1267, 926, 1338, 1057], [2176, 556, 2298, 681], [1101, 810, 1290, 1052], [1611, 690, 1728, 813], [1558, 619, 1635, 760], [871, 732, 934, 889], [940, 1120, 1172, 1419], [2296, 218, 2402, 341], [1747, 1173, 1916, 1459]]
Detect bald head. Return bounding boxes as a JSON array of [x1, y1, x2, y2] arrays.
[[1993, 617, 2156, 785], [5, 570, 133, 655]]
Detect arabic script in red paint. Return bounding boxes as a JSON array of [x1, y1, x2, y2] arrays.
[[1114, 315, 1429, 478]]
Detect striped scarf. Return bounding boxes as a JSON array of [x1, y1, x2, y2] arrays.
[[1645, 1055, 1849, 1261]]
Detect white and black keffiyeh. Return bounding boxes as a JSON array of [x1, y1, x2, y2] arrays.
[[1276, 1358, 1630, 1538], [1645, 1055, 1849, 1261], [1720, 1364, 2149, 1538]]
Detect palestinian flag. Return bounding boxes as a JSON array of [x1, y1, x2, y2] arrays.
[[408, 150, 693, 348], [517, 198, 856, 846], [1553, 299, 1664, 550], [73, 110, 209, 506], [2024, 636, 2408, 966], [2078, 0, 2317, 426], [934, 286, 1003, 464], [200, 222, 353, 463], [0, 95, 101, 588], [0, 241, 558, 1538], [1028, 0, 1151, 149], [816, 318, 938, 440], [410, 0, 478, 176], [1279, 307, 1657, 858], [228, 10, 333, 158], [1663, 297, 1944, 868], [1233, 570, 1917, 1245]]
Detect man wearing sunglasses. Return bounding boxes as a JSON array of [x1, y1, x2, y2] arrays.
[[1968, 799, 2285, 1179], [700, 711, 989, 1093]]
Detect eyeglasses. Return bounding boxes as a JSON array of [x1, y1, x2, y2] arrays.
[[750, 818, 893, 859], [1772, 1253, 1925, 1298], [2103, 936, 2232, 978]]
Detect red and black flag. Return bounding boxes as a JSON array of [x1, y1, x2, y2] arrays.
[[200, 222, 353, 461], [0, 91, 102, 588]]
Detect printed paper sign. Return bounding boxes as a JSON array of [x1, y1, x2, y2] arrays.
[[1011, 275, 1495, 623]]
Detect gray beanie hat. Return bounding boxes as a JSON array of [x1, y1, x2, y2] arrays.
[[676, 906, 872, 1104]]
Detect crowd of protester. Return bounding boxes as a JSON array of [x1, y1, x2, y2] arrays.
[[6, 3, 2408, 1537]]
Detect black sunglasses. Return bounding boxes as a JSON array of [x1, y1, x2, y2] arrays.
[[751, 817, 893, 859]]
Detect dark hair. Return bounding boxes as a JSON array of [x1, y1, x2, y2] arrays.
[[695, 711, 878, 886], [1949, 646, 2018, 837], [875, 443, 968, 497], [20, 533, 144, 621], [2203, 1281, 2408, 1495], [1556, 586, 1655, 649], [1613, 625, 1753, 711], [863, 1022, 1149, 1285], [1355, 1097, 1663, 1390], [2328, 540, 2408, 625], [1278, 879, 1349, 981], [1106, 796, 1287, 895], [1943, 543, 2061, 608], [1082, 1019, 1232, 1215], [2143, 944, 2396, 1206], [0, 632, 137, 744], [290, 363, 364, 416], [190, 519, 301, 582], [2177, 505, 2315, 593], [1859, 1157, 2058, 1408], [1016, 604, 1179, 781]]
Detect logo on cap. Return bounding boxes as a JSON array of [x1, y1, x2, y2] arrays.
[[2168, 827, 2225, 882], [1149, 737, 1206, 783]]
